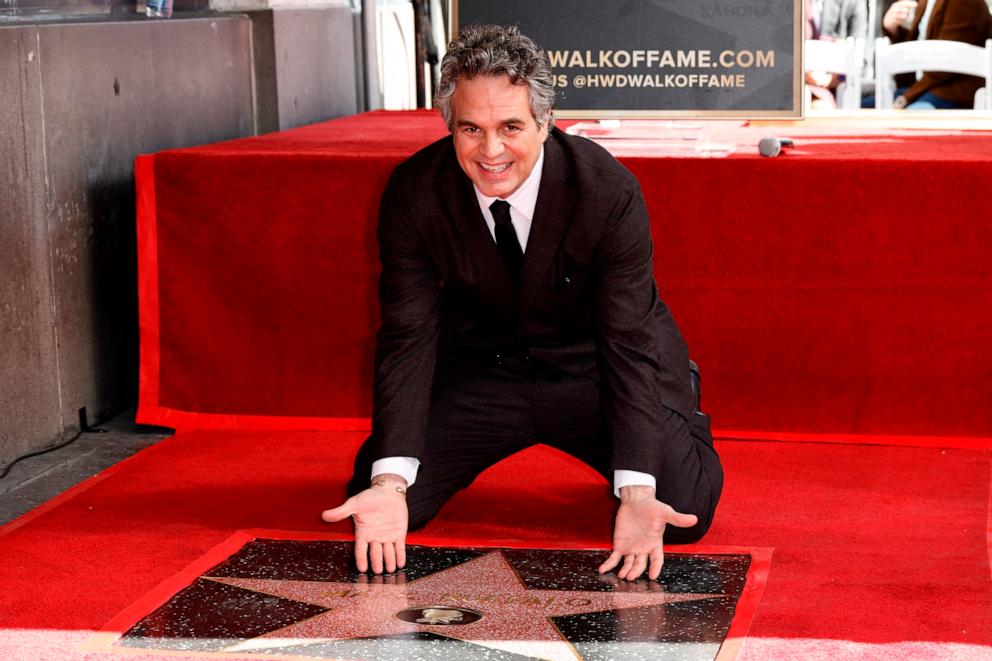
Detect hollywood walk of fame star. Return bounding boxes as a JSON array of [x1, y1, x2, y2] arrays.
[[205, 551, 723, 661]]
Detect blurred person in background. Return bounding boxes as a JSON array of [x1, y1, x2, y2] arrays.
[[876, 0, 992, 109], [806, 0, 869, 108]]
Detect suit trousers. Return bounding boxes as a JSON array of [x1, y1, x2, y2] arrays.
[[348, 359, 723, 542]]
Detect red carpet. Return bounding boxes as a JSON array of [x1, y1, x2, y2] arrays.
[[0, 432, 989, 659]]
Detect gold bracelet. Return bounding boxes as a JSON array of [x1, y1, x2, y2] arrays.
[[370, 479, 407, 497]]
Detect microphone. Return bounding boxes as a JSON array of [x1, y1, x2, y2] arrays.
[[758, 137, 795, 158]]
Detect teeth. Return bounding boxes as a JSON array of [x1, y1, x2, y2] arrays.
[[480, 162, 511, 173]]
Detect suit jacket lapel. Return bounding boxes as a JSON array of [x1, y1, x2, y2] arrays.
[[517, 133, 576, 321]]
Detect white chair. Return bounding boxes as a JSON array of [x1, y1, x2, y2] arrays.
[[805, 37, 865, 109], [874, 37, 992, 110]]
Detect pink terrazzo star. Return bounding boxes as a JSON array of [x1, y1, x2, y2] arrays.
[[208, 551, 721, 661]]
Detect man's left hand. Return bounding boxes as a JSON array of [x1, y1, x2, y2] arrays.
[[598, 485, 698, 582]]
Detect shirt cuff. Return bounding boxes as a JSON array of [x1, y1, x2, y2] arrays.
[[613, 470, 656, 498], [371, 457, 420, 488]]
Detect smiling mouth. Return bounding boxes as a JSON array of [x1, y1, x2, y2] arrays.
[[479, 162, 512, 174]]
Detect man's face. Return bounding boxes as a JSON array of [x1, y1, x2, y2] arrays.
[[451, 75, 549, 199]]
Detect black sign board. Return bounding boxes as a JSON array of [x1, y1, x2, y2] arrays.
[[452, 0, 802, 118]]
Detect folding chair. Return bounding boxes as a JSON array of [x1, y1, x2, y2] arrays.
[[874, 37, 992, 110]]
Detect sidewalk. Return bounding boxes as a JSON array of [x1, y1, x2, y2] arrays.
[[0, 412, 171, 526]]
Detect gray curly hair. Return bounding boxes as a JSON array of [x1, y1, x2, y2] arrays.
[[435, 24, 556, 132]]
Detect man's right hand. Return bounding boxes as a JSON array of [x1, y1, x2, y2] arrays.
[[321, 474, 409, 574], [883, 0, 917, 33]]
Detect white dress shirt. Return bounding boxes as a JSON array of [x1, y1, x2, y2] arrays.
[[915, 0, 937, 80], [372, 145, 656, 498]]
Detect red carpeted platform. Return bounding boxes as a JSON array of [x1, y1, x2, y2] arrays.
[[0, 432, 989, 659], [136, 111, 992, 442]]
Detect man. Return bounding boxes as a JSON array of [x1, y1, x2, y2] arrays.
[[323, 25, 723, 582], [879, 0, 992, 108]]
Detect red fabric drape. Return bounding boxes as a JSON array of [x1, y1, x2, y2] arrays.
[[137, 111, 992, 440]]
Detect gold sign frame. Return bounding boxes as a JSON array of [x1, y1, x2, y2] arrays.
[[448, 0, 805, 119]]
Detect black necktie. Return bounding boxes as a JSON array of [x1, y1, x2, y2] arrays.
[[490, 200, 523, 286]]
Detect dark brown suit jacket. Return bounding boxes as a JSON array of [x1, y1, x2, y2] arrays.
[[369, 127, 695, 475], [885, 0, 992, 106]]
